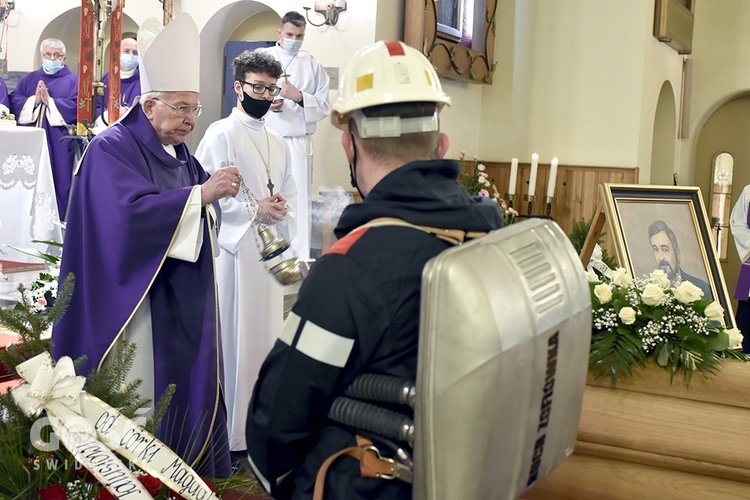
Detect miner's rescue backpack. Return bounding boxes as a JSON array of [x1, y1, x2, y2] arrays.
[[414, 217, 591, 499], [321, 218, 591, 500]]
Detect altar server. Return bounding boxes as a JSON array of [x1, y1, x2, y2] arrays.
[[195, 50, 296, 459], [257, 11, 330, 261]]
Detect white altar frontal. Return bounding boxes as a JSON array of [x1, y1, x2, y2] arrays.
[[0, 127, 62, 262]]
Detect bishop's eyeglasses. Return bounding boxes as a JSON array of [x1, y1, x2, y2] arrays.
[[153, 97, 204, 118], [240, 81, 282, 97]]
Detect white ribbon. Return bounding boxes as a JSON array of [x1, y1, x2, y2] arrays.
[[12, 352, 219, 500]]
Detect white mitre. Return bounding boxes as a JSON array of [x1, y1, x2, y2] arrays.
[[137, 13, 200, 93]]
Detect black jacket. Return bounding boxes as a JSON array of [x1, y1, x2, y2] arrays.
[[246, 159, 503, 499]]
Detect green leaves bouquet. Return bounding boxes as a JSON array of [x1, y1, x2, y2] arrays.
[[587, 267, 747, 384]]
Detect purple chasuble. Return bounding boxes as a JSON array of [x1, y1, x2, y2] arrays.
[[52, 105, 231, 477], [0, 77, 9, 108], [736, 202, 750, 300], [10, 66, 78, 218], [99, 68, 142, 117]]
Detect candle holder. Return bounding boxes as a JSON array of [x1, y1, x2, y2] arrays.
[[506, 193, 516, 209], [545, 196, 554, 217], [524, 194, 536, 216]]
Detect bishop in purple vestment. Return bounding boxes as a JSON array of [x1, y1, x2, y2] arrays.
[[53, 98, 239, 477], [53, 15, 242, 478], [10, 38, 78, 218]]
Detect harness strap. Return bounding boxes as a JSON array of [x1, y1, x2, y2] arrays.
[[314, 218, 488, 497], [357, 217, 487, 246], [313, 435, 398, 500]]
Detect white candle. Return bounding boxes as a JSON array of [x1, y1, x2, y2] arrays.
[[508, 158, 518, 195], [547, 157, 558, 198], [528, 153, 539, 197]]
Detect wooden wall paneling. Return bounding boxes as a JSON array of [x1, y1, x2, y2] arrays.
[[478, 162, 639, 263]]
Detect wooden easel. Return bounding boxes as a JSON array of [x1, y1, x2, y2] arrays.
[[579, 208, 607, 268]]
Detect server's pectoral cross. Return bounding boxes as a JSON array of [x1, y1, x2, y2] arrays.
[[267, 178, 275, 196]]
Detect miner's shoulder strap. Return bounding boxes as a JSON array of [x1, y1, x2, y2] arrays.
[[355, 217, 487, 246]]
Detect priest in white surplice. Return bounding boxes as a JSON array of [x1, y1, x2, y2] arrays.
[[196, 50, 296, 455], [257, 11, 330, 261]]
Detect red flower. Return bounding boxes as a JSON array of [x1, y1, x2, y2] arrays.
[[38, 485, 67, 500], [138, 474, 163, 496], [95, 488, 115, 500], [170, 478, 217, 499], [74, 466, 97, 483]]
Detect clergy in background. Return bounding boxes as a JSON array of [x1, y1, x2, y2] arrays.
[[52, 14, 239, 477], [10, 38, 78, 218], [93, 37, 142, 133], [195, 50, 296, 460], [257, 11, 330, 261]]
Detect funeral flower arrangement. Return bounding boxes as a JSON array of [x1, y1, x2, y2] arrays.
[[587, 267, 747, 384], [457, 151, 518, 226], [0, 254, 261, 498]]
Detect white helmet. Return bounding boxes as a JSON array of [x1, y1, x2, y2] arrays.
[[332, 40, 451, 138]]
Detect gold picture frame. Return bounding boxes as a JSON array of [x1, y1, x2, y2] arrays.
[[404, 0, 497, 85], [600, 183, 735, 329]]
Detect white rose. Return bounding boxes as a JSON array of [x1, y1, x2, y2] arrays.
[[726, 328, 744, 349], [649, 269, 671, 289], [641, 283, 665, 306], [673, 280, 704, 304], [611, 268, 632, 287], [594, 283, 613, 304], [704, 301, 725, 324], [618, 306, 637, 325], [585, 270, 599, 283]]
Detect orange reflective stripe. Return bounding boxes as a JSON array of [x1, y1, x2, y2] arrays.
[[324, 226, 370, 256]]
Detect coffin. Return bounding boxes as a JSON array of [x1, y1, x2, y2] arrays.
[[522, 360, 750, 498]]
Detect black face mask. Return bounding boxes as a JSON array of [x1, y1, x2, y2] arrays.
[[240, 91, 273, 119], [349, 133, 364, 199]]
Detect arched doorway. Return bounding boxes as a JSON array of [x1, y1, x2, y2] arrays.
[[194, 2, 279, 150], [694, 92, 750, 308], [36, 9, 139, 78], [650, 81, 677, 186]]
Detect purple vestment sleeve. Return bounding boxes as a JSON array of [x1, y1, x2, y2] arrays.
[[10, 67, 79, 217], [737, 205, 750, 299], [0, 77, 8, 108], [52, 105, 231, 476]]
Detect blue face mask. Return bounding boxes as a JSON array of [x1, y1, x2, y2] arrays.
[[281, 38, 303, 55], [42, 60, 63, 75], [120, 54, 139, 71]]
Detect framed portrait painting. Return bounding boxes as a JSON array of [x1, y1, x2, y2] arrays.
[[600, 183, 736, 329]]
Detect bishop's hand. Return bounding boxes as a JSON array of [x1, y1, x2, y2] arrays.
[[202, 166, 240, 205]]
